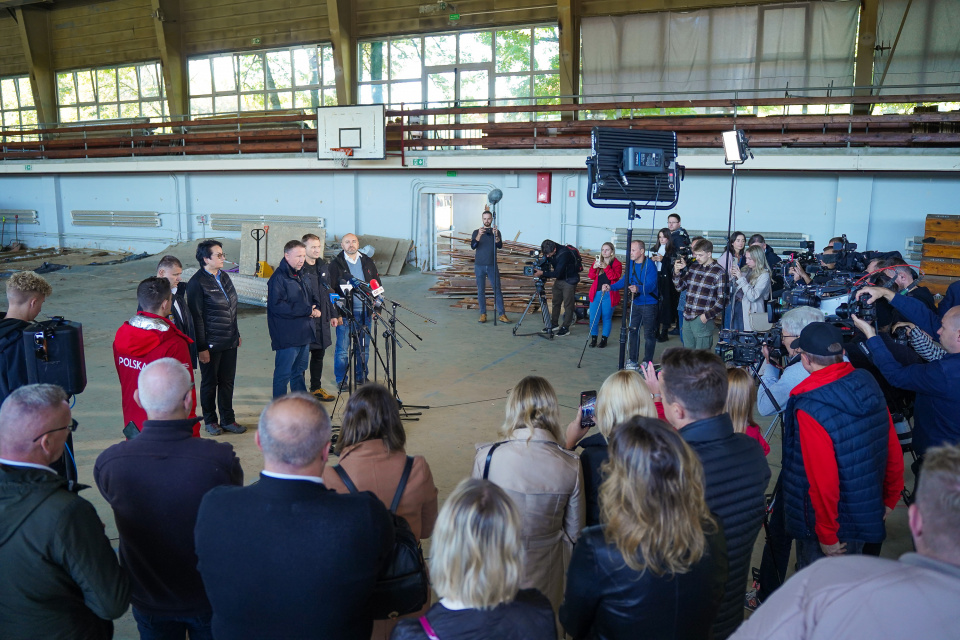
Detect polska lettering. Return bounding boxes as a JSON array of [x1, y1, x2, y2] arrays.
[[118, 356, 147, 370]]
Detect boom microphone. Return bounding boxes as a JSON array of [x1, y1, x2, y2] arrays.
[[487, 188, 503, 205]]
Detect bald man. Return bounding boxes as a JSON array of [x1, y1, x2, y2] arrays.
[[326, 233, 382, 390], [0, 384, 130, 639], [95, 359, 242, 639], [195, 393, 393, 639]]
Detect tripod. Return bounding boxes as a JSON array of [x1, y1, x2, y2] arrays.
[[513, 277, 553, 338]]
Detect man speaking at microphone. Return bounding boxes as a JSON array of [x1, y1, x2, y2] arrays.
[[327, 233, 382, 390]]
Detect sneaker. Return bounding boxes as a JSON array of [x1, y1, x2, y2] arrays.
[[478, 314, 487, 323], [556, 326, 570, 337], [498, 314, 510, 323], [205, 422, 223, 436], [744, 589, 760, 612], [312, 388, 335, 402], [221, 422, 247, 434], [625, 360, 639, 371]]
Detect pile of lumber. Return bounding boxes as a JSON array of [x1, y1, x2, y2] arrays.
[[920, 214, 960, 297], [429, 234, 599, 313]]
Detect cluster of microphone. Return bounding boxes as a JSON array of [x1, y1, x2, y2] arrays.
[[333, 277, 385, 317]]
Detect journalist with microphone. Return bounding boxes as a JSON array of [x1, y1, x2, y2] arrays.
[[327, 233, 382, 388], [471, 208, 508, 324]]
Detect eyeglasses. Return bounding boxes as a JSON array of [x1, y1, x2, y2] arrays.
[[32, 419, 78, 443], [212, 252, 225, 258]]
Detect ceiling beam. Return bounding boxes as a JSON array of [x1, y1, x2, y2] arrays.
[[853, 0, 878, 115], [558, 0, 580, 119], [15, 6, 55, 128], [0, 0, 51, 10], [327, 0, 355, 105], [151, 0, 188, 119]]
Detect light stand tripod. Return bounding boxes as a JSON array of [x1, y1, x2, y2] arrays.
[[512, 276, 553, 338], [719, 129, 754, 326]]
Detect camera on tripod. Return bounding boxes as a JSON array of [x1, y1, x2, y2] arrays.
[[715, 327, 783, 367], [523, 250, 549, 277]]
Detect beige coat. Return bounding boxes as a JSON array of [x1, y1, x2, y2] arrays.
[[735, 270, 772, 330], [323, 439, 439, 640], [473, 427, 584, 612]]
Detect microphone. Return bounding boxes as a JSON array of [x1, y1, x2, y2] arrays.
[[348, 277, 375, 297], [370, 278, 384, 297], [487, 188, 503, 205], [333, 298, 354, 318], [339, 279, 353, 295]]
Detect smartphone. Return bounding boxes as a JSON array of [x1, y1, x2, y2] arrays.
[[580, 390, 598, 429]]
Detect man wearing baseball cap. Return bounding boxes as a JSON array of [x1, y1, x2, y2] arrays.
[[780, 322, 904, 569]]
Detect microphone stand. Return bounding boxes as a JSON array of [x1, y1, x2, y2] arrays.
[[372, 292, 433, 419]]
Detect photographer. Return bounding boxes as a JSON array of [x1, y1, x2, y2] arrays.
[[534, 240, 580, 337], [672, 238, 726, 349], [667, 213, 691, 249], [756, 306, 826, 417], [790, 245, 837, 286]]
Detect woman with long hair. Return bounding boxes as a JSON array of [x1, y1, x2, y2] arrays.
[[473, 376, 584, 612], [323, 383, 439, 639], [719, 231, 747, 329], [564, 369, 657, 526], [390, 479, 556, 640], [559, 416, 728, 639], [587, 242, 623, 348], [651, 228, 677, 341], [730, 244, 773, 331], [725, 367, 770, 456]]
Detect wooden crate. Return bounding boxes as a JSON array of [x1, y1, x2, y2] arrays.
[[922, 215, 960, 276], [921, 274, 958, 297]]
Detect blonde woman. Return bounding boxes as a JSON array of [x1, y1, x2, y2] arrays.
[[564, 369, 657, 526], [390, 479, 556, 640], [473, 376, 584, 612], [725, 368, 771, 456], [559, 416, 728, 639], [730, 244, 773, 331], [587, 242, 623, 348]]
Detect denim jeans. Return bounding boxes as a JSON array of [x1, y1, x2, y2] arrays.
[[475, 264, 504, 315], [795, 538, 865, 570], [628, 303, 658, 363], [677, 290, 688, 343], [588, 294, 614, 337], [133, 607, 213, 640], [273, 344, 310, 398], [334, 310, 371, 384]]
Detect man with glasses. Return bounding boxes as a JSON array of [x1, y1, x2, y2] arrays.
[[187, 240, 246, 436], [673, 238, 726, 349], [95, 359, 243, 640], [0, 384, 130, 639]]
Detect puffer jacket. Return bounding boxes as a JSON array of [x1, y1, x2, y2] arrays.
[[266, 258, 320, 351], [680, 413, 771, 640], [185, 268, 239, 353], [0, 464, 130, 640], [391, 589, 556, 640], [560, 524, 728, 640]]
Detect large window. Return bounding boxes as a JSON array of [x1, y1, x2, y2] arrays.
[[1, 75, 38, 136], [56, 63, 167, 123], [188, 44, 338, 116], [359, 25, 560, 120]]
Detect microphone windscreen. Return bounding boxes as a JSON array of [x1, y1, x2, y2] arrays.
[[487, 188, 503, 205]]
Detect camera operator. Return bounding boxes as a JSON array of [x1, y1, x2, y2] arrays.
[[471, 207, 508, 324], [886, 264, 937, 315], [672, 238, 726, 349], [534, 240, 580, 337], [790, 244, 838, 285], [756, 307, 825, 417]]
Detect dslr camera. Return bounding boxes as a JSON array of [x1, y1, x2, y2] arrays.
[[715, 327, 783, 367], [523, 250, 549, 277]]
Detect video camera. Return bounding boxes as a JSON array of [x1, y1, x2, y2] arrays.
[[716, 327, 783, 367], [767, 282, 876, 326], [818, 235, 867, 273], [523, 250, 549, 277], [780, 240, 818, 288]]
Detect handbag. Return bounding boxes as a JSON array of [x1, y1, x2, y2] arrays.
[[747, 276, 774, 331], [334, 456, 429, 619]]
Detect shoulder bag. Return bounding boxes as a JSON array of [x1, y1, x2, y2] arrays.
[[335, 456, 429, 619]]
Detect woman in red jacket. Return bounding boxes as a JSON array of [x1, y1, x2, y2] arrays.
[[587, 242, 623, 348]]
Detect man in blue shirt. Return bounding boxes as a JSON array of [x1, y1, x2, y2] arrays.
[[605, 240, 659, 366]]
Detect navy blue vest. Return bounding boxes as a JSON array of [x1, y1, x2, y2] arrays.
[[782, 367, 890, 544]]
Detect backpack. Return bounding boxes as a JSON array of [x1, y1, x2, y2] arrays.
[[334, 456, 429, 619], [565, 244, 584, 272]]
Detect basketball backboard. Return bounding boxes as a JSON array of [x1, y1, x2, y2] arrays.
[[317, 104, 386, 161]]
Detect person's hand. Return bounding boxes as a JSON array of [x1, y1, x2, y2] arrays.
[[850, 313, 876, 339], [533, 270, 543, 277], [198, 350, 210, 364], [858, 286, 895, 305], [640, 361, 661, 396], [311, 305, 322, 318], [820, 540, 847, 556], [651, 254, 662, 262], [238, 337, 242, 348], [564, 408, 588, 450], [594, 256, 602, 267], [761, 343, 771, 364], [884, 506, 894, 521], [730, 265, 741, 279], [601, 284, 611, 292], [628, 285, 638, 294], [891, 322, 915, 335], [699, 313, 708, 324], [674, 259, 685, 275]]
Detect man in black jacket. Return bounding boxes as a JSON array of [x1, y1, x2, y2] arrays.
[[301, 233, 340, 401], [186, 240, 245, 436], [0, 271, 52, 405], [658, 348, 771, 640], [0, 384, 130, 639], [327, 233, 382, 388], [268, 240, 323, 398], [156, 255, 198, 369], [534, 239, 580, 336], [95, 358, 242, 639], [195, 393, 393, 640]]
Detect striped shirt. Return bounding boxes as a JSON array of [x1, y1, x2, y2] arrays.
[[673, 261, 727, 321]]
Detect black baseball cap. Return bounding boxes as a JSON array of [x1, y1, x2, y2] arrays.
[[792, 322, 844, 357]]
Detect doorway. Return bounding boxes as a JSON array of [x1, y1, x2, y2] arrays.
[[417, 192, 488, 271]]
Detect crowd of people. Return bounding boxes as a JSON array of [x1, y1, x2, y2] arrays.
[[2, 218, 960, 640]]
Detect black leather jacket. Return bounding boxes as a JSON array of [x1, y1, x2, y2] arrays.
[[185, 268, 240, 353], [560, 524, 728, 640]]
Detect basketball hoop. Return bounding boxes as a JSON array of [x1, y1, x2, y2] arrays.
[[329, 147, 354, 168]]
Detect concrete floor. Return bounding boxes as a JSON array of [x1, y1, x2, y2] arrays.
[[14, 238, 914, 638]]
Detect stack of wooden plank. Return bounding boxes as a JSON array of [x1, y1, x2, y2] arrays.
[[920, 214, 960, 297], [429, 234, 599, 313]]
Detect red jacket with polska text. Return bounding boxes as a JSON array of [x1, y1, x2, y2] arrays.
[[113, 312, 198, 436]]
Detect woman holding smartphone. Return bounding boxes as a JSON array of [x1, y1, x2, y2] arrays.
[[587, 242, 622, 349]]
